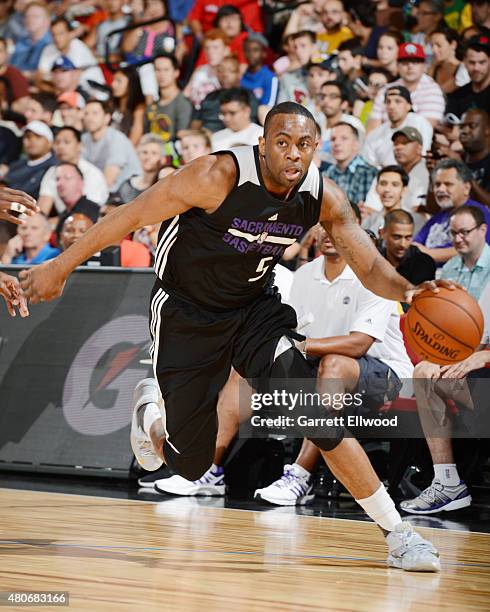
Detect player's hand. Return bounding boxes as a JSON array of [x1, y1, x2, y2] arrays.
[[0, 187, 39, 226], [440, 351, 490, 379], [0, 272, 29, 317], [19, 259, 66, 304], [404, 279, 464, 304]]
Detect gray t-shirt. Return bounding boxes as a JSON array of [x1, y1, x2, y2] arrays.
[[96, 16, 130, 58], [81, 126, 142, 193], [144, 92, 193, 142]]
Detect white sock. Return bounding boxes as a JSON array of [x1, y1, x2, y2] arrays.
[[292, 463, 311, 479], [142, 403, 162, 437], [356, 483, 402, 532], [434, 463, 460, 486]]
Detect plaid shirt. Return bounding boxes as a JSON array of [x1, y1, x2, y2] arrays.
[[323, 155, 377, 205]]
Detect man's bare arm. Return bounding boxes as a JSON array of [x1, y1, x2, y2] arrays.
[[20, 155, 237, 303], [320, 178, 415, 301]]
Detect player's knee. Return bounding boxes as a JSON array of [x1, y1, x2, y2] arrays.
[[307, 428, 344, 452], [317, 354, 345, 379]]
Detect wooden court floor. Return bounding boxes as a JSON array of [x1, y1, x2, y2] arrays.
[[0, 488, 489, 611]]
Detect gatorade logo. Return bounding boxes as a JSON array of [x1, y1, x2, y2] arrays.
[[62, 316, 152, 435]]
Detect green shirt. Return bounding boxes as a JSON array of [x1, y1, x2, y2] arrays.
[[440, 243, 490, 300]]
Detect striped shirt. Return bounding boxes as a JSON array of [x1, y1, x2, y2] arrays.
[[323, 155, 377, 205], [370, 74, 445, 124]]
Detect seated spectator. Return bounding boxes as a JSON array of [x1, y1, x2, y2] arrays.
[[193, 5, 247, 67], [184, 29, 230, 109], [2, 0, 28, 43], [0, 1, 12, 38], [179, 128, 212, 163], [188, 0, 263, 40], [362, 86, 433, 168], [413, 159, 490, 265], [400, 284, 490, 515], [363, 165, 409, 235], [59, 212, 94, 251], [255, 225, 414, 506], [323, 122, 377, 206], [409, 0, 445, 64], [429, 27, 470, 94], [336, 37, 364, 83], [291, 29, 320, 69], [97, 197, 151, 267], [316, 0, 353, 58], [0, 212, 59, 264], [345, 1, 386, 62], [354, 67, 392, 126], [273, 33, 299, 76], [50, 56, 106, 103], [375, 30, 403, 78], [10, 2, 52, 76], [440, 206, 490, 299], [379, 209, 436, 287], [317, 79, 364, 167], [3, 120, 56, 198], [39, 126, 108, 215], [118, 134, 166, 202], [240, 33, 278, 107], [284, 0, 325, 35], [110, 67, 145, 146], [95, 0, 130, 62], [364, 127, 430, 213], [0, 36, 29, 101], [0, 109, 22, 165], [144, 54, 192, 143], [54, 162, 100, 239], [37, 17, 105, 95], [191, 56, 262, 134], [55, 91, 85, 131], [122, 0, 183, 64], [81, 99, 141, 193], [211, 87, 263, 151], [446, 35, 490, 118], [368, 43, 445, 131], [14, 92, 57, 125], [459, 109, 490, 208]]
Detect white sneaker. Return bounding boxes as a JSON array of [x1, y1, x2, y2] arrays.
[[386, 522, 441, 572], [254, 464, 314, 506], [154, 465, 225, 496], [130, 378, 164, 471], [400, 479, 472, 515]]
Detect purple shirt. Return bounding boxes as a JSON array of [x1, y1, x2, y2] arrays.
[[414, 199, 490, 250]]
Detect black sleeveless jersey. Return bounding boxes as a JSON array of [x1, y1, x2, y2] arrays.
[[154, 145, 323, 311]]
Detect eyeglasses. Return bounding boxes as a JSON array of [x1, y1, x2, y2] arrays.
[[368, 81, 386, 89], [449, 224, 482, 239]]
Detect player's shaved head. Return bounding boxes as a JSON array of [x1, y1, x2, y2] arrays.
[[263, 102, 316, 137]]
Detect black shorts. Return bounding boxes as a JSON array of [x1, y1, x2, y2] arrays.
[[149, 283, 299, 478]]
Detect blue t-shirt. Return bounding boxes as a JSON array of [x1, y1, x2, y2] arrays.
[[414, 199, 490, 250], [241, 66, 279, 106], [12, 244, 60, 265]]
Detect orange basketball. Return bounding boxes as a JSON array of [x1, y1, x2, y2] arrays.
[[405, 287, 484, 365]]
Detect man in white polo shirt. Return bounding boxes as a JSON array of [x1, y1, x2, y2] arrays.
[[368, 43, 445, 131], [255, 225, 414, 506]]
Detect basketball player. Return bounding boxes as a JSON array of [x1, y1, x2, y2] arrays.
[[20, 102, 450, 572]]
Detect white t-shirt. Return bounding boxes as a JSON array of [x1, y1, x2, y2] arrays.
[[361, 112, 433, 168], [39, 158, 109, 212], [479, 282, 490, 345], [365, 158, 430, 213], [211, 123, 263, 152], [288, 256, 414, 380]]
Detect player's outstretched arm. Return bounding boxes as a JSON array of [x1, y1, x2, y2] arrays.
[[319, 179, 458, 302], [0, 272, 29, 317], [19, 155, 237, 304]]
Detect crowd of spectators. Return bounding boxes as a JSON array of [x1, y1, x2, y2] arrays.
[[0, 0, 490, 508]]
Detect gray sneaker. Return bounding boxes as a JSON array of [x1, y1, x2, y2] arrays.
[[400, 479, 472, 515], [386, 522, 440, 572]]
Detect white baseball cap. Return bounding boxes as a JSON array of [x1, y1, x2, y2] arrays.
[[23, 120, 54, 143]]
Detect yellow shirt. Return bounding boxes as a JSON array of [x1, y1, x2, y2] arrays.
[[316, 27, 353, 58]]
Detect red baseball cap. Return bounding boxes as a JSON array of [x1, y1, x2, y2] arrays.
[[398, 42, 425, 61]]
